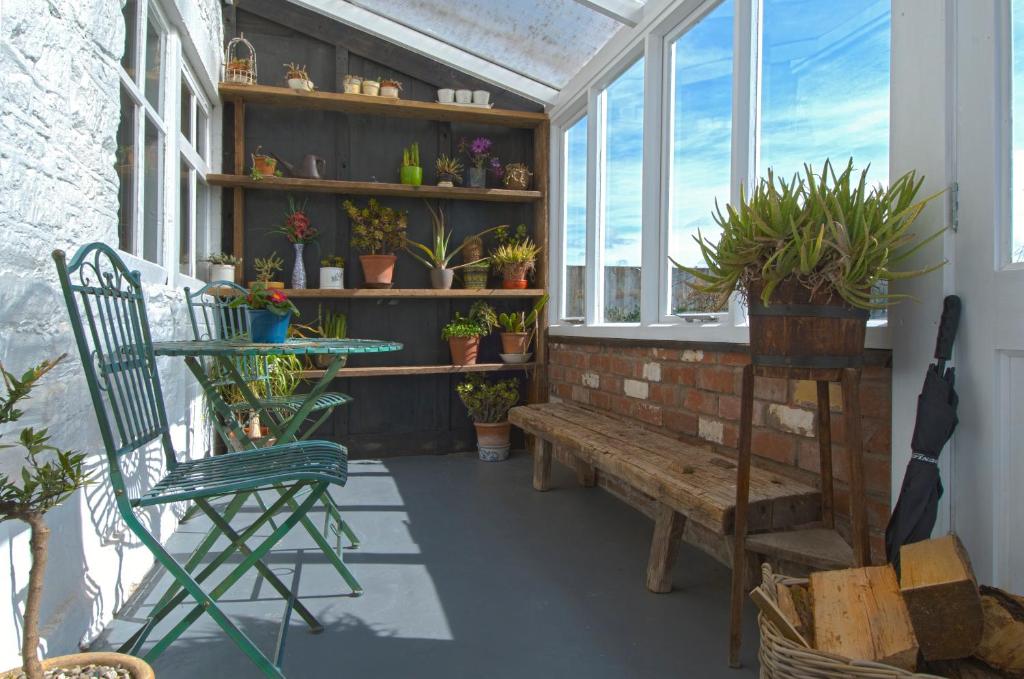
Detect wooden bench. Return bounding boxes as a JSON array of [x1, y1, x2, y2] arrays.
[[508, 402, 821, 592]]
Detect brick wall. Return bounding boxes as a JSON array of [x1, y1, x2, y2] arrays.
[[547, 336, 892, 560]]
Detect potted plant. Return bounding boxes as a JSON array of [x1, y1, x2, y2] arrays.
[[0, 357, 155, 679], [313, 306, 347, 369], [206, 252, 240, 282], [343, 74, 362, 94], [497, 293, 548, 361], [284, 62, 313, 92], [275, 196, 319, 290], [405, 202, 497, 289], [458, 136, 499, 188], [250, 252, 285, 290], [320, 255, 345, 289], [490, 238, 541, 289], [673, 159, 942, 367], [435, 154, 463, 188], [230, 283, 300, 343], [442, 301, 496, 365], [361, 76, 380, 96], [462, 262, 489, 290], [380, 78, 402, 98], [456, 374, 521, 462], [249, 146, 281, 181], [344, 198, 408, 287], [225, 57, 254, 84], [399, 142, 422, 186], [503, 162, 533, 190]]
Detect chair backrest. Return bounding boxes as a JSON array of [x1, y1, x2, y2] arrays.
[[53, 244, 176, 500], [183, 280, 270, 386]]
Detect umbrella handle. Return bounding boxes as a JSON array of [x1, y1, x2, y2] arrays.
[[934, 295, 961, 363]]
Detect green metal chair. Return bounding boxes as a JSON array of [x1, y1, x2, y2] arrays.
[[53, 244, 357, 678], [184, 280, 351, 442]]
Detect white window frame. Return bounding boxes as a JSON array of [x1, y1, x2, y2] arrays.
[[178, 64, 213, 278], [548, 0, 891, 349], [554, 100, 588, 322]]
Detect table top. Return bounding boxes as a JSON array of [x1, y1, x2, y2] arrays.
[[152, 338, 403, 357]]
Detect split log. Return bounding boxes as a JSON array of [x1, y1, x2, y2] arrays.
[[974, 586, 1024, 674], [899, 534, 984, 661], [810, 565, 919, 671]]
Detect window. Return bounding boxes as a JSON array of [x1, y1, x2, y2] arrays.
[[562, 115, 588, 320], [1013, 0, 1024, 262], [600, 58, 645, 323], [178, 70, 212, 276]]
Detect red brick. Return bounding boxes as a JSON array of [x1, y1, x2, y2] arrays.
[[635, 402, 663, 426], [683, 389, 718, 415], [698, 366, 740, 395], [587, 353, 611, 372], [609, 355, 640, 378], [548, 364, 565, 382], [570, 385, 590, 405], [664, 409, 698, 435], [796, 438, 823, 474], [590, 390, 612, 411], [553, 383, 572, 400], [720, 351, 750, 366], [754, 377, 788, 403], [577, 342, 603, 353], [751, 428, 797, 465], [721, 422, 739, 448], [752, 399, 768, 426], [649, 383, 679, 407], [598, 374, 623, 395], [609, 394, 632, 416], [662, 363, 697, 386], [718, 394, 741, 420]]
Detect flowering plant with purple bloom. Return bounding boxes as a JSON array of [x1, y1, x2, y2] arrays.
[[489, 157, 505, 179], [459, 136, 499, 170]]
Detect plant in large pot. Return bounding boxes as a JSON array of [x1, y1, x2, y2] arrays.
[[405, 202, 497, 289], [497, 293, 548, 363], [344, 198, 408, 288], [672, 159, 942, 368], [0, 357, 155, 679], [442, 301, 496, 365], [456, 374, 521, 462], [231, 283, 300, 343]]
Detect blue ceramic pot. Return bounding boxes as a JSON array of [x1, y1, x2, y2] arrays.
[[248, 309, 291, 343]]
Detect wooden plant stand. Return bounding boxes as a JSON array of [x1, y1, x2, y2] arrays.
[[728, 363, 872, 668]]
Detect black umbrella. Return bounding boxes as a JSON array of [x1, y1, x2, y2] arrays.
[[885, 295, 961, 571]]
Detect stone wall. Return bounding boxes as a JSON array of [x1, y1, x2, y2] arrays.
[[0, 0, 222, 666], [548, 337, 893, 560]]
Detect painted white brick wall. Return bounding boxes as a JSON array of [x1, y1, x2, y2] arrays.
[[0, 0, 221, 667]]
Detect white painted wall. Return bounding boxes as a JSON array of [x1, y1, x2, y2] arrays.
[[0, 0, 222, 667]]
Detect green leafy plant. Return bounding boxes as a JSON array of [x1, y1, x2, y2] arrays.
[[320, 255, 345, 268], [230, 283, 300, 317], [490, 238, 541, 278], [402, 142, 420, 168], [320, 307, 347, 339], [494, 223, 530, 247], [0, 356, 91, 679], [435, 154, 463, 184], [441, 301, 496, 340], [671, 158, 944, 310], [253, 252, 284, 284], [497, 293, 549, 333], [456, 374, 520, 423], [344, 198, 408, 255], [405, 202, 500, 270], [206, 252, 240, 266]]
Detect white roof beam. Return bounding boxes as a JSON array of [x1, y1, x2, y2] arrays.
[[286, 0, 559, 106], [570, 0, 643, 27]]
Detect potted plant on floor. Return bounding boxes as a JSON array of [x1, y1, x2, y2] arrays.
[[490, 238, 541, 289], [442, 301, 496, 365], [400, 143, 422, 186], [405, 202, 497, 289], [250, 252, 285, 290], [456, 374, 521, 462], [275, 196, 319, 290], [497, 293, 548, 362], [205, 252, 240, 282], [459, 136, 499, 188], [344, 198, 408, 288], [0, 357, 155, 679], [672, 158, 942, 367], [435, 154, 463, 188], [284, 62, 314, 92], [320, 255, 345, 289], [231, 283, 300, 343]]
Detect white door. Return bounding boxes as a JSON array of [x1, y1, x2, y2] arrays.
[[952, 0, 1024, 590]]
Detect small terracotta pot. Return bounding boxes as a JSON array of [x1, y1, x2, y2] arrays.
[[474, 421, 511, 447], [502, 277, 528, 290], [448, 336, 479, 365], [2, 652, 155, 679], [500, 332, 529, 354], [253, 155, 276, 176], [359, 254, 397, 286]]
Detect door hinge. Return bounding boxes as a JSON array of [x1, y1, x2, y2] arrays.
[[950, 181, 959, 232]]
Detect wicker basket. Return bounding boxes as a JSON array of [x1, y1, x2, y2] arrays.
[[756, 564, 943, 679]]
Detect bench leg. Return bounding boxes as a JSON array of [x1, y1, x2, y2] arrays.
[[576, 460, 597, 487], [645, 504, 686, 593], [532, 438, 552, 491]]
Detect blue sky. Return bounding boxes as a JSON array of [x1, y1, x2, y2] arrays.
[[565, 0, 892, 268]]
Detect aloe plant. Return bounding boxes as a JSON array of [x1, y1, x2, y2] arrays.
[[405, 202, 500, 270], [671, 158, 944, 310], [497, 293, 549, 333]]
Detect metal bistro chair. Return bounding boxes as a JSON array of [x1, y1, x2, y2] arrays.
[[53, 244, 355, 678]]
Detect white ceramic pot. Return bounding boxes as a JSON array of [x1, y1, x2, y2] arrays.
[[288, 78, 313, 92], [320, 266, 344, 289], [209, 264, 235, 283], [437, 88, 454, 103], [472, 90, 490, 105], [380, 84, 400, 98], [455, 89, 472, 104], [361, 80, 380, 96], [343, 83, 360, 94]]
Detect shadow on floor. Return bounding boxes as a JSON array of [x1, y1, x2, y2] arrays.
[[91, 453, 760, 678]]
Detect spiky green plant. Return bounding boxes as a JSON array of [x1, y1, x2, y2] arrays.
[[405, 202, 500, 270], [497, 293, 549, 333], [402, 142, 420, 168], [671, 159, 944, 310]]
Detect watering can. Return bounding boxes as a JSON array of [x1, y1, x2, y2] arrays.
[[271, 153, 327, 179]]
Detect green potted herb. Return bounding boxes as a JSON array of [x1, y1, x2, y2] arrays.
[[456, 374, 521, 462], [435, 154, 463, 187], [672, 158, 942, 366], [344, 198, 408, 287], [405, 202, 498, 289], [441, 301, 496, 365], [206, 252, 240, 283], [400, 142, 422, 186], [319, 255, 345, 289], [490, 238, 541, 289], [250, 252, 285, 289], [497, 293, 548, 360], [230, 283, 300, 343]]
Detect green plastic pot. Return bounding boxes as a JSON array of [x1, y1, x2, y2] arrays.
[[400, 165, 423, 186]]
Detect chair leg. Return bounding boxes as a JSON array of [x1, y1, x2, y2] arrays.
[[729, 363, 755, 668]]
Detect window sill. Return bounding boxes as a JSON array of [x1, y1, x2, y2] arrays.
[[116, 250, 205, 292]]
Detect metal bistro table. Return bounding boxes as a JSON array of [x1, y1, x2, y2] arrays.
[[149, 337, 402, 598]]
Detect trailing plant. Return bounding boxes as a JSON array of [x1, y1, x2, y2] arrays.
[[435, 154, 463, 184], [497, 293, 549, 334], [456, 374, 520, 423], [0, 356, 91, 679], [320, 255, 345, 268], [344, 198, 408, 255], [253, 252, 284, 283], [276, 196, 319, 244], [405, 202, 499, 270], [230, 283, 300, 317], [490, 238, 541, 278], [441, 301, 496, 340], [284, 62, 310, 80], [671, 158, 944, 310], [206, 252, 240, 266], [402, 142, 420, 168]]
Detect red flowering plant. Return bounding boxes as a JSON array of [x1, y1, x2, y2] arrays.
[[229, 283, 300, 317], [276, 196, 319, 244]]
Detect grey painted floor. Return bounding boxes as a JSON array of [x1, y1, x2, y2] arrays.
[[93, 453, 760, 678]]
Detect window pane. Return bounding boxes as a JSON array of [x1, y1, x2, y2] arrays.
[[179, 159, 191, 275], [196, 179, 210, 265], [144, 18, 163, 110], [668, 0, 734, 315], [117, 87, 136, 253], [759, 0, 890, 184], [1013, 0, 1024, 262], [180, 77, 192, 143], [601, 58, 644, 323], [121, 0, 138, 80], [196, 105, 208, 160], [563, 115, 587, 320], [143, 116, 163, 264]]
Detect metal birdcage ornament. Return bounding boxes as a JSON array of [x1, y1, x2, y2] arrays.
[[223, 33, 257, 85]]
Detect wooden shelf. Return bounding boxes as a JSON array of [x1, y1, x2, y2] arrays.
[[220, 83, 547, 129], [206, 174, 542, 203], [299, 362, 537, 379], [278, 288, 546, 299]]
